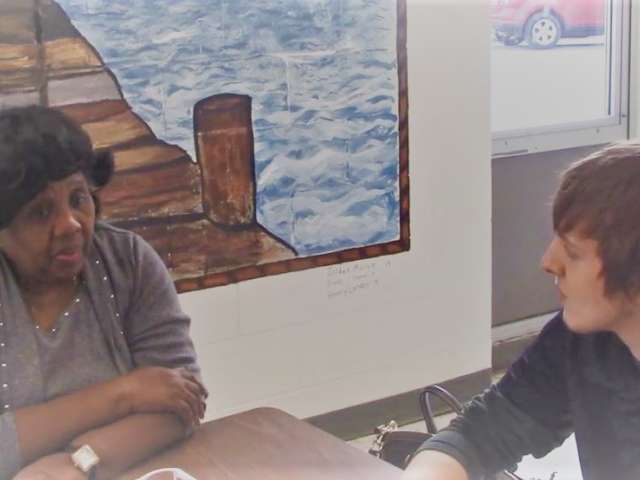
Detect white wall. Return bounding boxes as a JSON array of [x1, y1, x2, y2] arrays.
[[180, 0, 492, 421]]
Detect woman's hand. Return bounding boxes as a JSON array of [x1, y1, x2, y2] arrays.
[[12, 453, 85, 480], [121, 367, 208, 428]]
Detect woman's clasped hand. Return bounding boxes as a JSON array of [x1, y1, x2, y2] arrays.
[[123, 367, 209, 429]]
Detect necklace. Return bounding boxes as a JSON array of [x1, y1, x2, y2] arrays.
[[24, 276, 81, 333]]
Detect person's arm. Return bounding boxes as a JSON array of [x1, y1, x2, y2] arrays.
[[52, 233, 206, 477], [13, 414, 186, 480], [71, 413, 187, 479], [11, 452, 84, 480], [2, 365, 203, 480], [13, 375, 128, 464], [403, 450, 469, 480], [122, 234, 202, 377], [404, 313, 574, 479]]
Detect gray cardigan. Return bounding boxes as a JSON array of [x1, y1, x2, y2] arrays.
[[0, 222, 200, 478]]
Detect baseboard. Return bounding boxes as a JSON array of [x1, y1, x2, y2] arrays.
[[491, 312, 555, 371], [305, 369, 491, 441], [492, 333, 537, 372]]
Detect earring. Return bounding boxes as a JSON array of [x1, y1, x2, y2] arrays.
[[553, 276, 559, 286]]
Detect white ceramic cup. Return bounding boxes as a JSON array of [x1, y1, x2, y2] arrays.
[[134, 467, 198, 480]]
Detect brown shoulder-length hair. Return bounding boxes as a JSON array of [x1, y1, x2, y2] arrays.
[[553, 142, 640, 298]]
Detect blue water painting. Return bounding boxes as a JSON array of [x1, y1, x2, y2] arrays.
[[58, 0, 400, 256]]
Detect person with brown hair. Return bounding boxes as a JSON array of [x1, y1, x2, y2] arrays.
[[403, 143, 640, 480], [0, 105, 207, 479]]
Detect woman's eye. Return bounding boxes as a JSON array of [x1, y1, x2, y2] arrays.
[[70, 190, 89, 208]]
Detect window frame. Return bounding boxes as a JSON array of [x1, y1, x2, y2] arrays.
[[491, 0, 631, 158]]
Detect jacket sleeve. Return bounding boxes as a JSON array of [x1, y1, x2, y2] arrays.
[[416, 313, 574, 479], [122, 234, 201, 377], [0, 412, 21, 479]]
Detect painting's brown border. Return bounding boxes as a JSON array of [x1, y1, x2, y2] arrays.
[[174, 0, 410, 293]]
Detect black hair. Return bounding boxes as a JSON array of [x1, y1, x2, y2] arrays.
[[0, 105, 113, 229]]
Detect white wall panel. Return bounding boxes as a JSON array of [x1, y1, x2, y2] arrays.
[[181, 0, 492, 420]]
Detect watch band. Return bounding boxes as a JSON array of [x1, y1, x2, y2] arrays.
[[87, 466, 97, 480], [69, 444, 100, 479]]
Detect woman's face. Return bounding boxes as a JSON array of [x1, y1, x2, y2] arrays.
[[540, 230, 639, 335], [0, 173, 95, 287]]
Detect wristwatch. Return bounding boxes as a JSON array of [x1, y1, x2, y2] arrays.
[[69, 444, 100, 480]]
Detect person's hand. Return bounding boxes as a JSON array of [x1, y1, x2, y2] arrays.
[[402, 450, 470, 480], [12, 453, 85, 480], [121, 367, 208, 428]]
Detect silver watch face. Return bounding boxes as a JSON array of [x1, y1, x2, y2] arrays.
[[72, 444, 100, 472]]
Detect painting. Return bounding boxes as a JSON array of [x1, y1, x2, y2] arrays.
[[0, 0, 409, 292]]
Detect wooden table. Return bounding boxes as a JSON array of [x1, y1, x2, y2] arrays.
[[120, 407, 402, 479]]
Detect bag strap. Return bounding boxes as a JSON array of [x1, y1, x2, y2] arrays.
[[418, 385, 525, 480], [418, 385, 464, 434]]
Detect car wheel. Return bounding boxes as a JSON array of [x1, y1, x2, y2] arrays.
[[525, 12, 561, 49]]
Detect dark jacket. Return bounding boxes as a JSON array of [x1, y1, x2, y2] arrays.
[[420, 312, 640, 480]]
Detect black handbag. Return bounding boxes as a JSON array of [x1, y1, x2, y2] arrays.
[[368, 384, 524, 480]]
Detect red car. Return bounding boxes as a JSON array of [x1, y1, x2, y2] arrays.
[[491, 0, 605, 48]]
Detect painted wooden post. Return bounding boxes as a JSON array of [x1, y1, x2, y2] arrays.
[[194, 94, 256, 226]]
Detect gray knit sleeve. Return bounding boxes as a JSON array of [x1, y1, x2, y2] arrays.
[[123, 234, 200, 377], [0, 412, 22, 479]]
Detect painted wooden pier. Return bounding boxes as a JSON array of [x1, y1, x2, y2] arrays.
[[0, 0, 410, 292], [0, 0, 296, 290]]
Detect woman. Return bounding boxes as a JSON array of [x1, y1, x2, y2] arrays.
[[0, 106, 207, 479]]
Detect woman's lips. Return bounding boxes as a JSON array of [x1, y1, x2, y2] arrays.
[[55, 252, 82, 263], [53, 248, 83, 264]]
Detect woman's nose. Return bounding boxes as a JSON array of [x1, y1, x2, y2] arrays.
[[53, 206, 82, 236]]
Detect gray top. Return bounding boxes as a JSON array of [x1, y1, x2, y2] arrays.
[[0, 223, 200, 478]]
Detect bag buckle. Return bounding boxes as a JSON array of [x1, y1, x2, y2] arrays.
[[368, 420, 398, 457]]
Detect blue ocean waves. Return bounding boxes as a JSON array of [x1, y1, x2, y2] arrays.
[[58, 0, 400, 256]]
